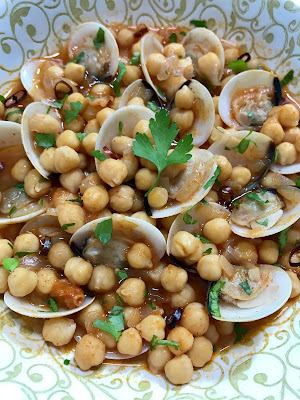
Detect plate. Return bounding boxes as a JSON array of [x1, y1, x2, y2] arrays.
[[0, 1, 300, 399]]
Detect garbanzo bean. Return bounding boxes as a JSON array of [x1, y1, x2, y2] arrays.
[[133, 119, 153, 143], [109, 185, 135, 212], [230, 166, 251, 187], [117, 328, 142, 356], [224, 48, 239, 64], [170, 283, 196, 308], [36, 269, 58, 294], [64, 62, 85, 84], [197, 255, 222, 281], [30, 114, 61, 135], [171, 231, 200, 258], [82, 185, 109, 212], [130, 191, 144, 213], [215, 320, 234, 335], [203, 218, 231, 244], [234, 240, 258, 264], [277, 142, 297, 165], [216, 155, 232, 181], [64, 257, 93, 285], [76, 301, 105, 327], [261, 117, 284, 144], [147, 345, 173, 373], [122, 65, 142, 86], [111, 136, 134, 156], [39, 148, 56, 173], [148, 187, 168, 208], [75, 334, 105, 370], [117, 28, 135, 47], [204, 324, 220, 345], [258, 240, 279, 264], [146, 53, 166, 76], [80, 172, 103, 194], [164, 43, 185, 58], [82, 132, 98, 153], [96, 107, 115, 127], [174, 85, 194, 109], [56, 130, 81, 150], [131, 211, 156, 225], [59, 168, 84, 193], [135, 168, 157, 191], [136, 315, 166, 341], [48, 241, 74, 270], [286, 271, 300, 298], [56, 203, 85, 233], [11, 158, 32, 182], [24, 169, 51, 198], [161, 264, 188, 292], [98, 159, 127, 187], [127, 242, 153, 269], [116, 278, 146, 306], [53, 146, 80, 173], [167, 326, 194, 355], [181, 302, 209, 336], [164, 354, 194, 385], [43, 317, 76, 346], [14, 233, 39, 254], [278, 104, 299, 128], [63, 93, 86, 112], [198, 52, 221, 85], [187, 336, 213, 368], [170, 108, 194, 131], [124, 307, 141, 328], [88, 265, 117, 292], [8, 267, 38, 297], [0, 268, 9, 293], [0, 239, 13, 263], [128, 97, 144, 106]]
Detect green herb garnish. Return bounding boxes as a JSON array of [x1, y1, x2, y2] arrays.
[[35, 133, 56, 148], [150, 335, 179, 351], [147, 101, 159, 112], [61, 223, 75, 231], [201, 199, 209, 205], [194, 233, 211, 243], [76, 132, 88, 142], [5, 109, 23, 121], [255, 218, 269, 227], [119, 121, 123, 136], [179, 31, 187, 36], [169, 33, 177, 43], [67, 198, 83, 203], [183, 206, 197, 225], [46, 106, 51, 114], [234, 322, 248, 343], [93, 27, 105, 50], [86, 94, 95, 99], [190, 19, 207, 28], [147, 301, 156, 310], [65, 52, 85, 65], [64, 101, 83, 124], [100, 300, 107, 306], [273, 147, 279, 163], [156, 86, 166, 101], [3, 257, 19, 272], [7, 242, 13, 249], [93, 305, 124, 341], [207, 281, 225, 317], [203, 166, 221, 190], [15, 251, 38, 257], [0, 95, 5, 103], [143, 287, 148, 299], [8, 206, 16, 218], [112, 62, 127, 96], [280, 70, 294, 87], [239, 280, 252, 295], [203, 248, 212, 255], [227, 60, 248, 73], [45, 297, 58, 312], [14, 183, 24, 191], [246, 192, 269, 204], [95, 218, 113, 244], [53, 93, 68, 109], [296, 178, 300, 187], [232, 200, 240, 207], [63, 359, 70, 365], [273, 263, 285, 269], [232, 130, 256, 154], [116, 293, 125, 306], [117, 270, 128, 282], [278, 227, 290, 255], [39, 198, 44, 206], [129, 52, 140, 65], [91, 150, 106, 161]]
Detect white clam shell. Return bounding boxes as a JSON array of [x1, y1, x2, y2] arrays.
[[270, 161, 300, 175], [218, 70, 275, 129], [21, 101, 62, 178], [4, 291, 94, 319], [119, 79, 157, 109], [68, 22, 119, 78], [167, 202, 230, 255], [182, 28, 225, 84], [151, 149, 217, 219], [215, 265, 292, 322], [0, 121, 46, 226], [106, 342, 150, 360]]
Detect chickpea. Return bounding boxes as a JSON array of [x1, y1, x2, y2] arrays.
[[170, 108, 194, 132], [215, 320, 234, 335], [82, 132, 98, 154], [160, 264, 188, 292], [132, 40, 141, 54], [129, 190, 143, 212], [90, 83, 113, 97], [136, 315, 166, 341], [6, 107, 22, 123], [203, 218, 231, 244], [221, 75, 234, 88], [184, 242, 204, 265], [133, 119, 153, 142], [147, 262, 166, 286], [0, 239, 13, 263], [57, 130, 80, 150], [146, 53, 166, 76], [102, 292, 119, 311], [0, 268, 9, 293], [170, 231, 200, 258], [261, 117, 284, 144], [209, 126, 226, 144], [167, 326, 194, 355], [8, 267, 37, 297], [286, 271, 300, 298], [98, 159, 127, 187], [11, 158, 32, 182], [117, 28, 135, 47], [230, 166, 251, 187], [48, 241, 74, 270], [164, 43, 185, 58], [85, 119, 100, 133], [96, 107, 115, 127], [122, 65, 142, 86], [212, 96, 220, 113], [234, 240, 258, 264], [64, 257, 93, 285], [81, 104, 100, 121], [121, 156, 139, 181], [47, 65, 63, 79], [124, 307, 141, 328], [82, 185, 109, 212], [96, 330, 117, 349], [287, 228, 300, 244], [63, 93, 86, 113], [140, 157, 157, 171], [43, 317, 76, 346], [164, 354, 194, 385], [88, 265, 117, 293], [76, 301, 105, 327], [75, 334, 105, 370], [204, 324, 220, 345], [258, 240, 279, 264], [53, 146, 80, 173], [147, 345, 172, 373], [173, 85, 194, 110], [56, 203, 85, 233], [127, 242, 153, 269], [131, 211, 156, 226], [80, 172, 103, 194], [204, 189, 219, 203], [197, 254, 222, 281], [39, 148, 57, 173], [59, 168, 83, 193], [64, 115, 85, 132], [198, 52, 221, 86], [30, 114, 61, 135], [24, 169, 51, 198], [216, 155, 232, 181], [162, 159, 186, 179], [128, 97, 144, 106], [295, 135, 300, 153], [64, 63, 85, 84], [170, 283, 196, 308], [187, 336, 213, 368], [51, 188, 78, 208], [109, 185, 135, 212], [0, 101, 5, 118], [278, 104, 299, 128], [36, 269, 58, 294], [135, 168, 157, 191], [181, 302, 209, 336], [14, 233, 39, 254], [277, 142, 297, 165], [111, 136, 134, 156], [147, 187, 168, 209], [224, 48, 239, 64], [116, 278, 146, 306], [117, 327, 142, 356]]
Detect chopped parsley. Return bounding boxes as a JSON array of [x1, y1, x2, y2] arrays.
[[179, 31, 187, 36], [190, 19, 207, 28], [227, 59, 248, 72], [63, 359, 70, 365], [232, 130, 256, 154], [93, 305, 124, 341], [3, 257, 19, 272], [239, 280, 252, 295], [296, 178, 300, 187], [0, 95, 5, 103], [246, 192, 269, 204], [118, 121, 123, 136], [203, 248, 212, 255], [76, 132, 88, 142], [201, 199, 209, 205], [207, 281, 225, 317], [194, 233, 211, 243], [156, 86, 166, 101], [116, 293, 125, 306], [95, 218, 113, 244], [232, 200, 240, 207], [280, 70, 294, 87], [117, 270, 128, 282], [91, 150, 106, 161], [147, 301, 156, 310], [129, 52, 140, 65], [203, 166, 221, 190], [273, 147, 279, 163], [255, 218, 269, 227], [64, 101, 83, 124], [7, 242, 13, 249], [45, 297, 58, 312], [53, 93, 68, 109], [39, 198, 44, 206], [86, 94, 95, 99], [5, 109, 23, 121], [61, 223, 75, 231], [273, 263, 285, 269], [150, 335, 179, 351], [15, 251, 38, 257], [169, 33, 177, 43], [278, 227, 290, 255], [147, 101, 159, 112], [35, 133, 56, 148], [67, 198, 83, 203], [234, 322, 248, 343], [65, 52, 85, 66], [183, 206, 197, 225], [8, 206, 17, 218], [112, 62, 127, 96], [93, 27, 105, 50], [14, 183, 24, 191], [143, 287, 148, 299]]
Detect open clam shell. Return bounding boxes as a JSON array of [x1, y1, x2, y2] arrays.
[[230, 186, 300, 238], [182, 28, 225, 85], [70, 214, 166, 267], [4, 291, 94, 319], [68, 22, 119, 79], [0, 121, 46, 226], [21, 101, 62, 178], [212, 265, 292, 322], [218, 70, 276, 130], [270, 160, 300, 175], [119, 79, 162, 109]]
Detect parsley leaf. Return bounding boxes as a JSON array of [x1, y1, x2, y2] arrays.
[[150, 335, 179, 351], [255, 218, 268, 227], [63, 359, 70, 365], [39, 198, 44, 206], [8, 206, 17, 218], [183, 206, 197, 225], [273, 147, 279, 163], [296, 178, 300, 187], [239, 280, 252, 295], [113, 62, 127, 96], [3, 257, 19, 272], [227, 60, 248, 72], [129, 52, 140, 65], [93, 318, 122, 341], [117, 270, 128, 282], [203, 248, 212, 254], [65, 52, 85, 65], [278, 227, 290, 255], [8, 242, 13, 249], [5, 109, 23, 121], [179, 31, 187, 36], [93, 305, 124, 341], [67, 198, 83, 203], [61, 223, 75, 231], [156, 86, 166, 101], [45, 297, 58, 312], [280, 70, 294, 87], [76, 132, 88, 142], [203, 166, 221, 190], [0, 95, 5, 103], [15, 251, 38, 257], [234, 322, 248, 343], [95, 218, 113, 244], [86, 94, 95, 99], [143, 287, 148, 299], [190, 19, 207, 28], [207, 281, 225, 317], [93, 27, 105, 50], [91, 150, 106, 161], [64, 101, 83, 124], [232, 200, 240, 207], [194, 233, 211, 243], [100, 299, 107, 306], [147, 301, 156, 310], [246, 192, 269, 204], [132, 109, 193, 195], [53, 93, 68, 109], [273, 263, 285, 269], [35, 133, 56, 148], [232, 130, 256, 154], [201, 199, 209, 205], [116, 293, 125, 306], [119, 121, 123, 136], [169, 33, 177, 43], [147, 101, 159, 112], [14, 183, 24, 191]]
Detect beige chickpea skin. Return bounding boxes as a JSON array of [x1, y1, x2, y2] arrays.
[[98, 159, 127, 187], [204, 324, 220, 345], [56, 203, 85, 233], [64, 257, 93, 285], [76, 301, 105, 327], [111, 136, 134, 156], [181, 302, 210, 336], [260, 117, 284, 144], [30, 114, 61, 135], [278, 104, 299, 128], [64, 63, 85, 84], [117, 328, 142, 356], [122, 66, 143, 86], [170, 283, 196, 308], [39, 148, 57, 173], [85, 118, 100, 133], [63, 93, 86, 112], [198, 52, 221, 85], [127, 242, 153, 269], [230, 166, 251, 187], [167, 326, 194, 355], [146, 53, 166, 76], [11, 158, 32, 182], [135, 168, 157, 191], [187, 336, 213, 368], [117, 28, 135, 47], [136, 314, 166, 341], [0, 269, 10, 294], [53, 146, 80, 173], [82, 132, 98, 154], [80, 172, 103, 194], [174, 85, 194, 109], [147, 345, 173, 373], [170, 231, 200, 258], [197, 255, 222, 281], [224, 48, 239, 64], [131, 211, 156, 226], [147, 187, 168, 209], [14, 233, 39, 254], [109, 185, 135, 212], [24, 169, 51, 198], [164, 354, 194, 385], [59, 168, 84, 193], [170, 108, 194, 132], [161, 264, 188, 292], [116, 278, 146, 307], [48, 241, 74, 270], [96, 107, 115, 127], [51, 187, 78, 207], [82, 185, 109, 212], [43, 317, 76, 347], [0, 239, 13, 263], [203, 218, 231, 244], [8, 268, 38, 297], [286, 271, 300, 298], [217, 155, 232, 181], [75, 334, 105, 371], [277, 142, 297, 165], [258, 240, 279, 264], [88, 265, 117, 293], [124, 307, 141, 328], [36, 269, 58, 295], [130, 191, 144, 213], [0, 101, 5, 119]]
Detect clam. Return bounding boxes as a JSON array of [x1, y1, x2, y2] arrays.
[[21, 101, 62, 178], [70, 214, 166, 267], [4, 291, 94, 319], [0, 121, 46, 226], [119, 79, 162, 109], [208, 130, 275, 191], [218, 70, 277, 130], [68, 22, 119, 79], [210, 265, 292, 322], [270, 159, 300, 175], [182, 28, 225, 86], [230, 186, 300, 238]]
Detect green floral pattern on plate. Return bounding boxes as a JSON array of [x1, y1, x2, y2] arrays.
[[0, 0, 300, 399]]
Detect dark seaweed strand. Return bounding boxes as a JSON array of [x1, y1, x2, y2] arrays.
[[237, 52, 251, 62], [289, 246, 300, 267], [41, 236, 52, 256], [166, 308, 183, 330], [4, 89, 27, 108], [273, 77, 282, 106]]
